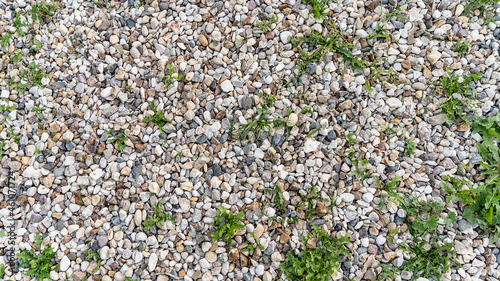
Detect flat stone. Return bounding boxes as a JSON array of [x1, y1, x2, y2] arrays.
[[428, 114, 447, 125], [303, 140, 321, 153], [148, 253, 158, 271], [60, 256, 71, 271], [386, 98, 402, 108]]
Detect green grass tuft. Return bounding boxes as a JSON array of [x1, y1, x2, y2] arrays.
[[17, 234, 58, 281], [211, 205, 245, 247], [143, 202, 174, 231], [280, 224, 349, 281]]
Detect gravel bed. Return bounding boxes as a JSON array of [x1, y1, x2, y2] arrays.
[[1, 0, 500, 280]]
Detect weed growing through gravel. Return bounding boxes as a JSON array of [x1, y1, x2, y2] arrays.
[[0, 103, 17, 120], [258, 91, 276, 109], [376, 176, 401, 211], [29, 0, 60, 23], [266, 184, 286, 214], [295, 184, 329, 218], [17, 233, 58, 281], [0, 264, 4, 278], [10, 62, 47, 95], [452, 38, 470, 57], [433, 72, 482, 124], [343, 133, 370, 181], [241, 232, 264, 253], [32, 105, 44, 122], [255, 15, 278, 33], [211, 205, 245, 247], [124, 85, 134, 93], [106, 132, 128, 151], [376, 176, 457, 279], [400, 196, 448, 236], [83, 249, 102, 273], [7, 49, 24, 62], [290, 27, 367, 78], [376, 263, 397, 281], [401, 238, 457, 281], [144, 102, 172, 133], [404, 139, 415, 157], [280, 224, 349, 281], [365, 62, 398, 92], [143, 203, 174, 231], [367, 5, 408, 43], [236, 105, 288, 145], [12, 11, 30, 36], [0, 99, 19, 159], [303, 0, 329, 19], [0, 32, 12, 47], [464, 0, 500, 18], [443, 113, 500, 241], [92, 0, 110, 9], [162, 63, 183, 86]]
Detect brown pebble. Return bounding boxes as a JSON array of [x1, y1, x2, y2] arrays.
[[401, 60, 411, 69], [198, 34, 209, 47]]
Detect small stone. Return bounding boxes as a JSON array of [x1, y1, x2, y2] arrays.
[[159, 2, 169, 10], [412, 83, 426, 90], [229, 248, 239, 261], [427, 51, 442, 64], [306, 237, 317, 249], [205, 252, 217, 263], [401, 60, 411, 69], [263, 272, 272, 281], [199, 34, 209, 46], [356, 29, 369, 38], [109, 35, 119, 45], [288, 113, 298, 125], [338, 100, 352, 110], [179, 198, 190, 213], [221, 80, 234, 92], [75, 83, 84, 94], [130, 47, 141, 59], [316, 201, 328, 215], [254, 224, 264, 239], [180, 182, 193, 191], [303, 140, 321, 153], [72, 272, 86, 281], [280, 31, 292, 44], [305, 63, 316, 74], [386, 98, 402, 108]]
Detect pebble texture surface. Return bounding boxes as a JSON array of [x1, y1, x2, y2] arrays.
[[0, 0, 500, 280]]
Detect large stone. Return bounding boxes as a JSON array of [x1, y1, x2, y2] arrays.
[[60, 256, 71, 271], [280, 31, 292, 44], [455, 240, 474, 255]]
